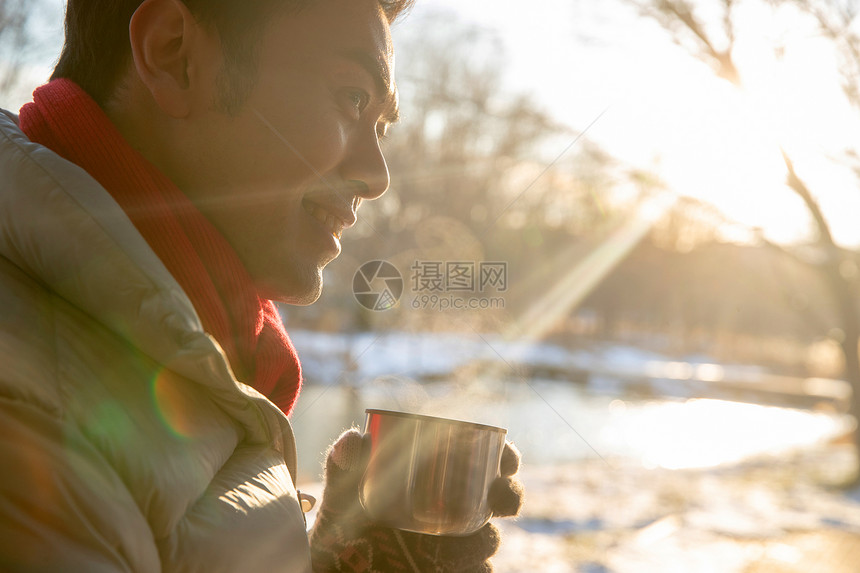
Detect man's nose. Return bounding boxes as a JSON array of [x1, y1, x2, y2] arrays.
[[340, 132, 390, 201]]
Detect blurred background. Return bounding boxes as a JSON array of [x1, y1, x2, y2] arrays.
[[6, 0, 860, 570]]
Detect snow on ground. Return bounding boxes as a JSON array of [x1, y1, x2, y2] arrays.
[[492, 446, 860, 572], [289, 328, 586, 384], [288, 328, 801, 398]]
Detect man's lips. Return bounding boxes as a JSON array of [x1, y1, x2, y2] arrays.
[[302, 200, 356, 240]]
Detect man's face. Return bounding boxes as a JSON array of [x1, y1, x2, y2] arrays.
[[174, 0, 396, 304]]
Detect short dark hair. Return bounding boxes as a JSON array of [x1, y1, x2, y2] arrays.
[[51, 0, 413, 110]]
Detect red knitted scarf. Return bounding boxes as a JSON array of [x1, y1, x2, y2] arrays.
[[19, 79, 302, 416]]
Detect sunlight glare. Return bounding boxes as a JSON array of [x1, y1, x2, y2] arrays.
[[657, 79, 813, 245], [629, 2, 859, 247], [618, 398, 848, 470]]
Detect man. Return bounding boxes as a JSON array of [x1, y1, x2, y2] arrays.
[[0, 0, 522, 571]]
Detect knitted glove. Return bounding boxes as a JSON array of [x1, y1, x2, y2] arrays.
[[308, 429, 524, 572]]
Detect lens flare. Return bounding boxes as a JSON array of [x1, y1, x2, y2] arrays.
[[152, 368, 194, 439]]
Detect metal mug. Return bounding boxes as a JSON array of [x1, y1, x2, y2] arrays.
[[358, 409, 507, 536]]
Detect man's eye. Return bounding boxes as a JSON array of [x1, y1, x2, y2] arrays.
[[341, 89, 369, 116]]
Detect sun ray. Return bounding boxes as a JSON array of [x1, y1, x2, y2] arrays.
[[504, 190, 677, 344]]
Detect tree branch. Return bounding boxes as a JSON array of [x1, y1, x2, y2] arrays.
[[625, 0, 741, 84], [780, 148, 838, 250]]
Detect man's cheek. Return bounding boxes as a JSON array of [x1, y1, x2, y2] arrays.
[[305, 118, 349, 163]]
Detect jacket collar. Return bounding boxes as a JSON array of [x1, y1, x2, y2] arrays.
[[0, 110, 298, 464]]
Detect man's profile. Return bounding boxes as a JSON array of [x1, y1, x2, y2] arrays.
[[0, 0, 522, 570]]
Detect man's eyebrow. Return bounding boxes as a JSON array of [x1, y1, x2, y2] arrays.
[[336, 48, 400, 124]]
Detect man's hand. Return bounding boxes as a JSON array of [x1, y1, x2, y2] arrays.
[[308, 428, 524, 572]]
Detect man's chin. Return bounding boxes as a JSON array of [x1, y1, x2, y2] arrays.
[[280, 288, 322, 306], [258, 269, 323, 306]]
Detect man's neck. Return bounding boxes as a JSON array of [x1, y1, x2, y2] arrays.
[[103, 76, 184, 190]]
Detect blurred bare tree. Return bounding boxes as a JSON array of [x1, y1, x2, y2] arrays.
[[790, 0, 860, 110], [371, 11, 604, 239], [621, 0, 860, 466], [0, 0, 40, 97]]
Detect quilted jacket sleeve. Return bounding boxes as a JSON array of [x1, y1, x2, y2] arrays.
[[0, 397, 161, 573]]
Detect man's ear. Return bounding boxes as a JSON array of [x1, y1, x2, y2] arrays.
[[129, 0, 210, 118]]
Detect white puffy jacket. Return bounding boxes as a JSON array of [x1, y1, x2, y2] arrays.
[[0, 109, 312, 572]]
